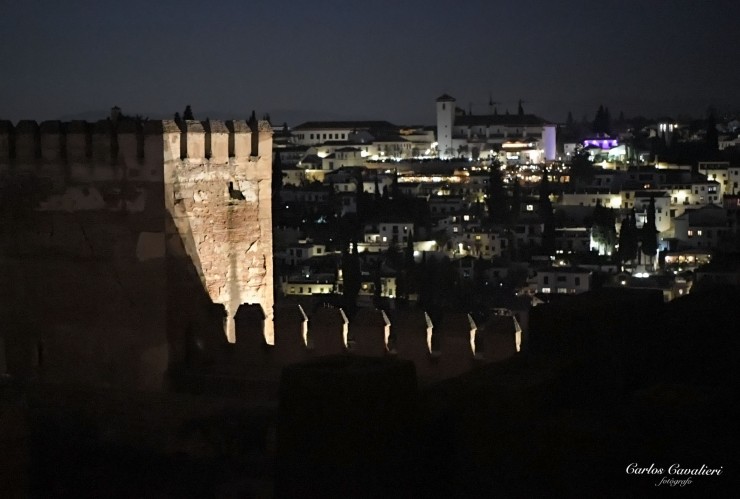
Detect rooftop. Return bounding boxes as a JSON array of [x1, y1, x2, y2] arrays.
[[294, 120, 398, 131], [455, 113, 550, 127]]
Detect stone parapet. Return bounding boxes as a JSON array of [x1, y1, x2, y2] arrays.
[[0, 119, 272, 182]]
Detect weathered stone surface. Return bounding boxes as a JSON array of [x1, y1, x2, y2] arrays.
[[0, 119, 274, 390], [165, 130, 274, 344]]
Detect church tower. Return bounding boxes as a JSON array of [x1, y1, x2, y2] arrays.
[[436, 94, 455, 159]]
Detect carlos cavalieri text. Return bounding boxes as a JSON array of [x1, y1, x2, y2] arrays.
[[626, 463, 723, 476]]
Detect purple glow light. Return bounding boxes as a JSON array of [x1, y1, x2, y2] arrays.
[[583, 138, 618, 150]]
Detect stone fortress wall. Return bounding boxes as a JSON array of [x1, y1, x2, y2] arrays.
[[0, 117, 274, 389], [177, 303, 521, 390], [0, 117, 519, 392]]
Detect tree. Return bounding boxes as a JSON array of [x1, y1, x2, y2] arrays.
[[570, 146, 595, 186], [517, 99, 524, 116], [617, 210, 638, 265], [353, 170, 365, 224], [396, 234, 417, 301], [706, 109, 719, 155], [417, 255, 436, 309], [404, 233, 415, 269], [509, 180, 521, 223], [486, 158, 508, 224], [341, 241, 361, 316], [183, 105, 194, 120], [640, 195, 658, 260], [669, 128, 680, 154], [591, 200, 617, 256], [592, 104, 611, 135], [372, 259, 382, 305], [272, 152, 283, 214], [539, 166, 556, 255], [391, 168, 400, 199]]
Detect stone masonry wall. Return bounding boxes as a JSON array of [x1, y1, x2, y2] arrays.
[[164, 120, 274, 344], [0, 117, 274, 389]]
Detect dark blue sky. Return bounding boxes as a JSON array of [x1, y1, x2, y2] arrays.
[[2, 0, 738, 125]]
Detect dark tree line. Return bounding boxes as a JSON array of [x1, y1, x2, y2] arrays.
[[616, 195, 658, 265], [592, 105, 612, 135]]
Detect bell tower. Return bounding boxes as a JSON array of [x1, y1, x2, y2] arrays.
[[436, 94, 455, 159]]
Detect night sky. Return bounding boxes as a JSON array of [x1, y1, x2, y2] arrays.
[[2, 0, 739, 125]]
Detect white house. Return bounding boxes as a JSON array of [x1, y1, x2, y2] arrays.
[[698, 161, 733, 198], [284, 240, 327, 266], [632, 191, 672, 234], [531, 267, 592, 294], [377, 222, 414, 245], [292, 121, 398, 147], [452, 228, 504, 259], [281, 272, 336, 296], [673, 205, 731, 249], [554, 227, 591, 254]]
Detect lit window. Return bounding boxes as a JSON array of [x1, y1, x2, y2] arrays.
[[557, 288, 567, 294], [688, 230, 693, 237], [697, 230, 702, 236], [542, 287, 551, 293]]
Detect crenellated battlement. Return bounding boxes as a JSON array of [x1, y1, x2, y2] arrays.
[[0, 118, 273, 183]]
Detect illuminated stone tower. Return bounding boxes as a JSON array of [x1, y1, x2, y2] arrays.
[[165, 119, 275, 345], [436, 94, 456, 159]]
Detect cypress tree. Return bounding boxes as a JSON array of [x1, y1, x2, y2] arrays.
[[570, 146, 595, 186], [539, 166, 555, 255], [486, 158, 508, 224], [617, 215, 630, 264], [342, 241, 361, 316], [592, 200, 616, 255], [183, 105, 194, 120], [617, 210, 639, 264], [706, 110, 719, 155], [641, 195, 658, 258], [627, 210, 639, 260], [372, 259, 382, 305], [509, 180, 521, 223]]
